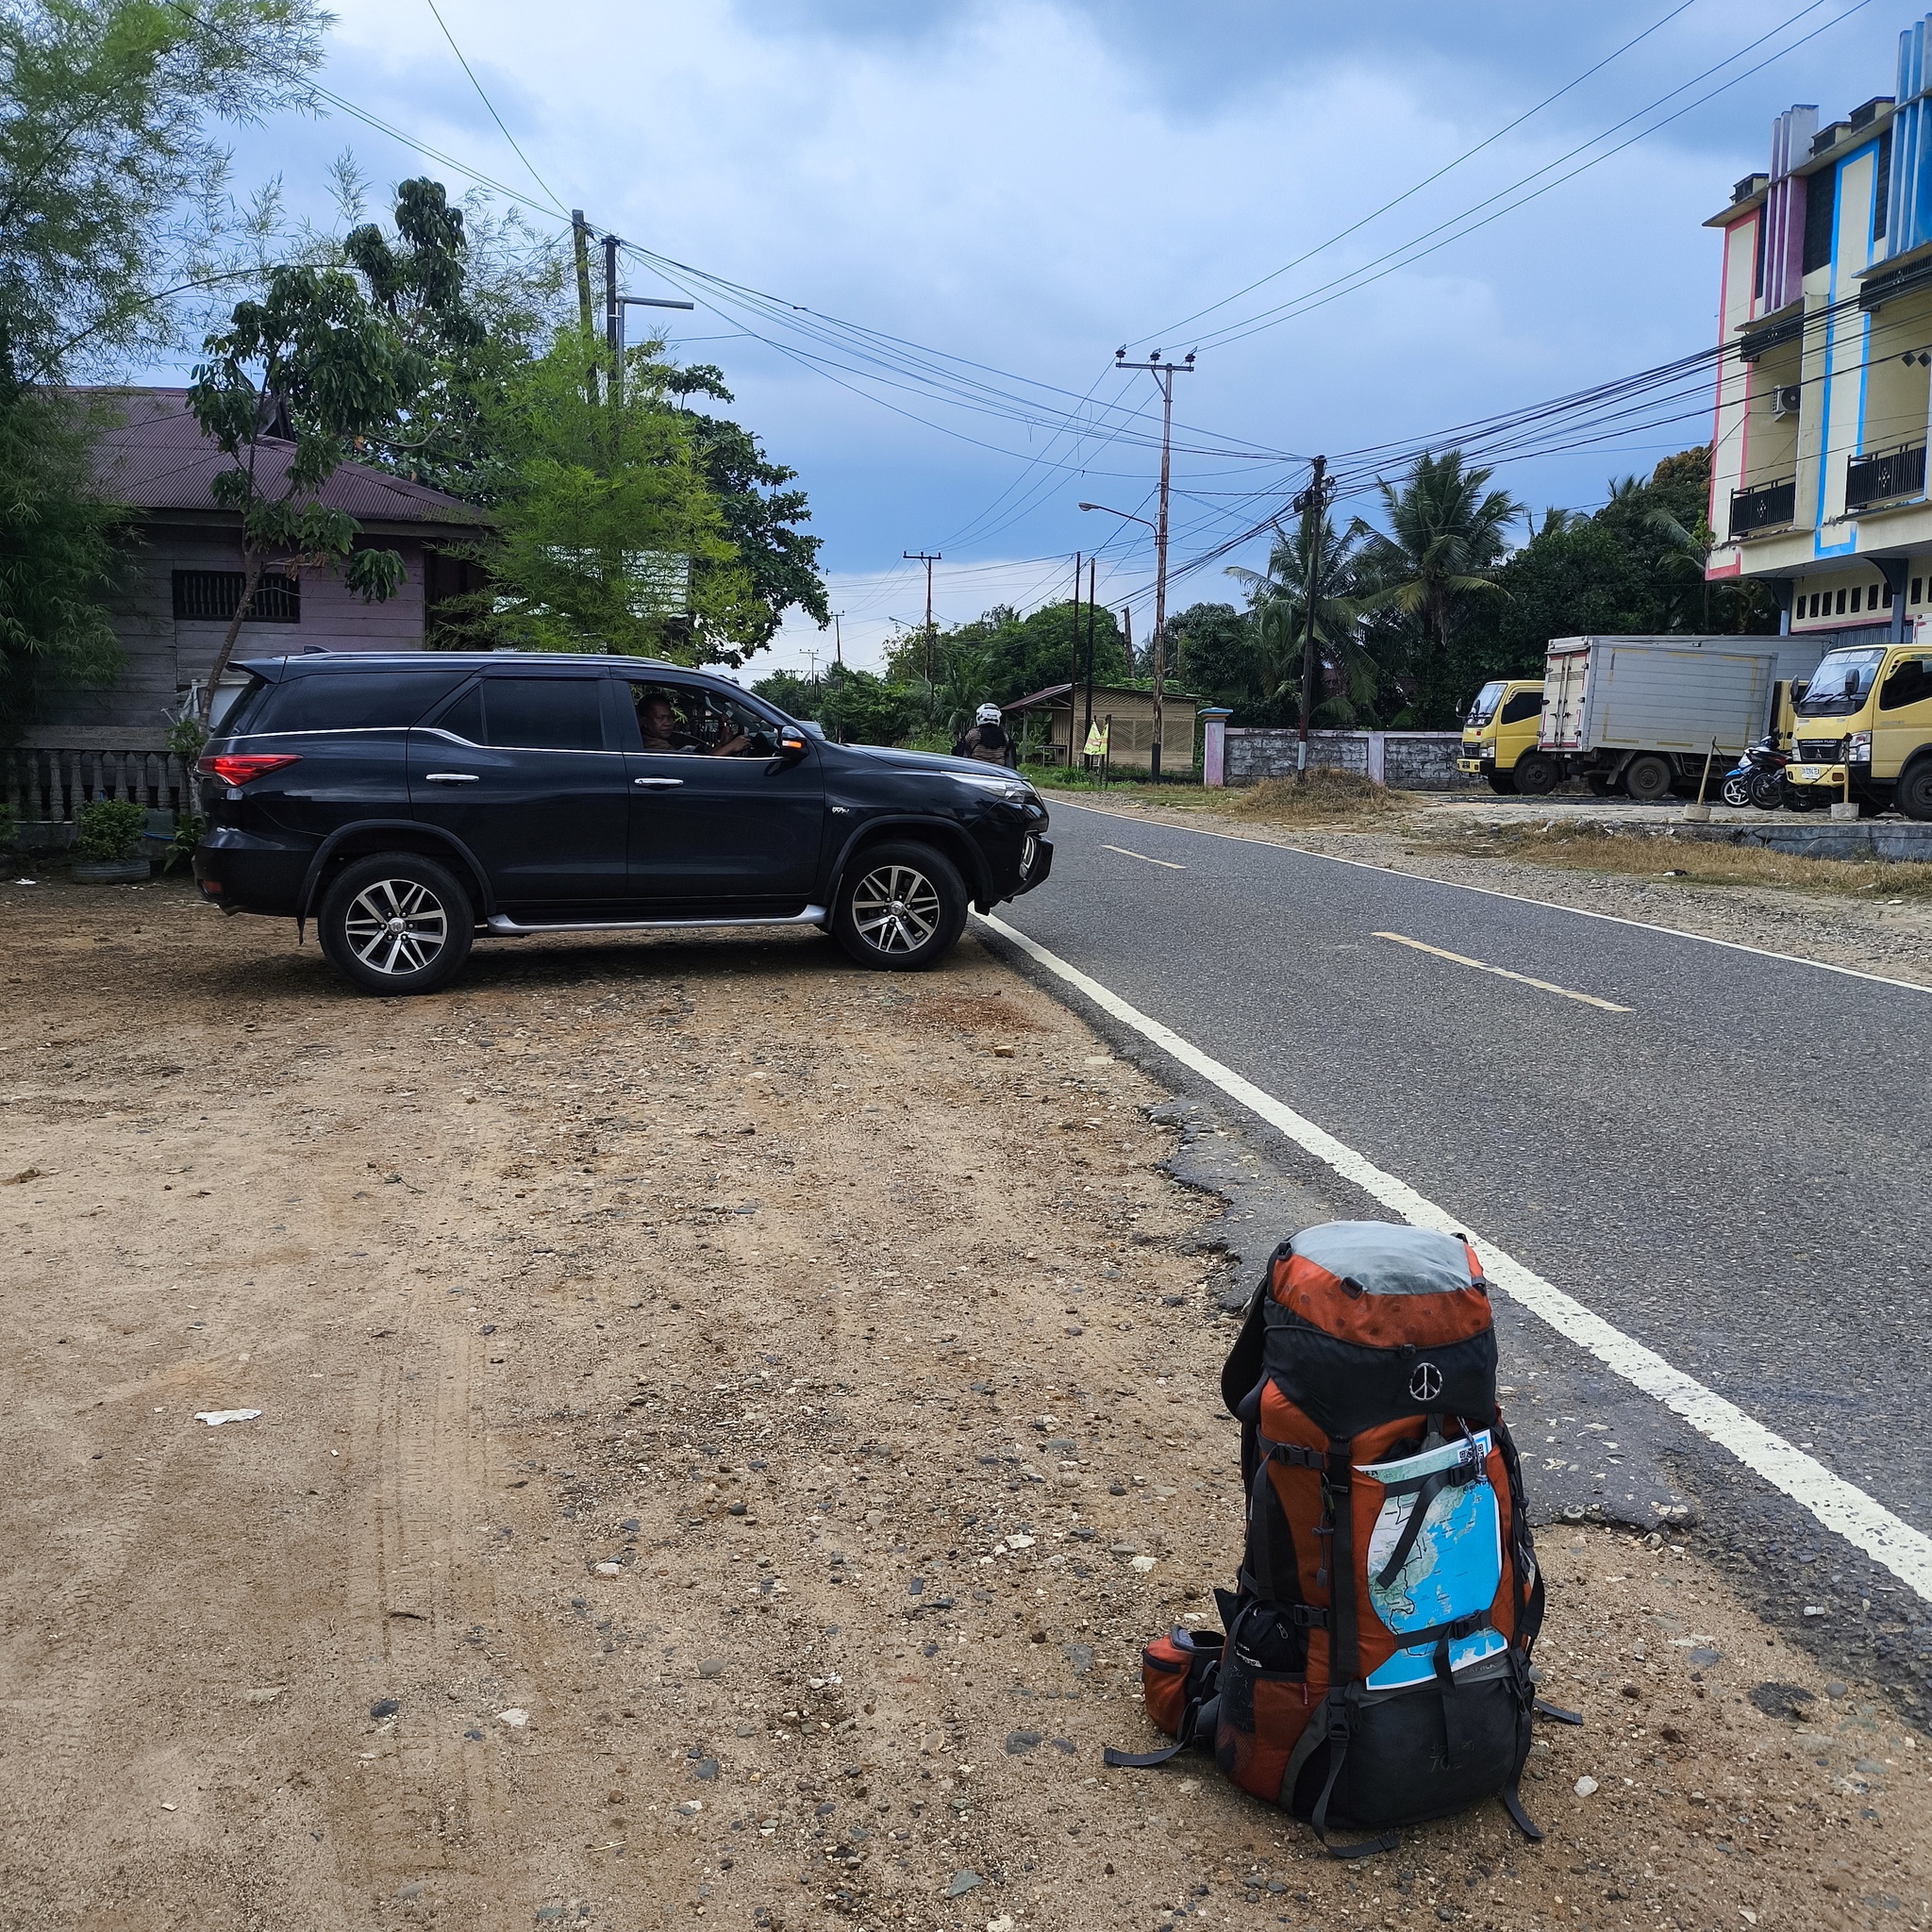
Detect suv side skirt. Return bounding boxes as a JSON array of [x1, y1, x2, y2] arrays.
[[486, 907, 827, 936]]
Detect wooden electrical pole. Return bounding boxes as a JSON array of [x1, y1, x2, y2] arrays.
[[904, 550, 941, 704], [1068, 550, 1082, 760], [571, 211, 598, 406], [1113, 348, 1194, 778], [1293, 455, 1333, 785], [1082, 558, 1097, 752]]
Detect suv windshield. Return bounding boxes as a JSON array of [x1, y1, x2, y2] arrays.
[[1466, 680, 1506, 727], [1794, 647, 1887, 718]]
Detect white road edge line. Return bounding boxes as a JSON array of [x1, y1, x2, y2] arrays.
[[1374, 931, 1634, 1013], [1048, 797, 1932, 996], [975, 908, 1932, 1603], [1101, 842, 1187, 870]]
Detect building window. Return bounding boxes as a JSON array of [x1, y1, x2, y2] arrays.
[[1809, 592, 1821, 617], [1913, 578, 1923, 604], [1852, 586, 1862, 612], [171, 569, 301, 624], [1838, 587, 1849, 614], [1803, 161, 1837, 275], [1883, 581, 1893, 608]]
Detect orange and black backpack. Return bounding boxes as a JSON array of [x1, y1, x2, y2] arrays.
[[1109, 1221, 1564, 1856]]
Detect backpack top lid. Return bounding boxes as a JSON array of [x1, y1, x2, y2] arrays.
[[1275, 1221, 1491, 1352]]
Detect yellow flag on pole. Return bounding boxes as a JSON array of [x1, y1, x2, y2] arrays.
[[1082, 720, 1108, 757]]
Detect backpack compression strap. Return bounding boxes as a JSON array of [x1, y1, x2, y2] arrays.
[[1103, 1690, 1221, 1770]]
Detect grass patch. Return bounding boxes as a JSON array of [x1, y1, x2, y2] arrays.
[[1030, 764, 1404, 824], [1430, 821, 1932, 901]]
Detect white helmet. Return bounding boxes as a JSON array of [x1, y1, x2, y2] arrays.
[[975, 703, 1002, 725]]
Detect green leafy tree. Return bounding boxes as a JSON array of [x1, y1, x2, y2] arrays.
[[341, 175, 565, 502], [186, 264, 413, 722], [467, 329, 762, 663], [885, 600, 1128, 707], [1165, 602, 1259, 713], [0, 0, 326, 384], [0, 374, 123, 741], [1352, 450, 1524, 725], [1227, 508, 1374, 726], [668, 365, 828, 648]]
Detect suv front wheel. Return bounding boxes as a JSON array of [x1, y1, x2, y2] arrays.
[[832, 841, 968, 971], [319, 853, 475, 995]]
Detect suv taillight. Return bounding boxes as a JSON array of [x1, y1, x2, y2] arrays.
[[198, 753, 301, 785]]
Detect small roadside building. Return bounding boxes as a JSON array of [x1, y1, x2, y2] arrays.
[[36, 388, 490, 741], [1002, 681, 1200, 774]]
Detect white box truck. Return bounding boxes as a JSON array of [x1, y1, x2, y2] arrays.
[[1527, 635, 1828, 801]]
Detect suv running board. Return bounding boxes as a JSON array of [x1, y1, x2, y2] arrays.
[[485, 907, 827, 937]]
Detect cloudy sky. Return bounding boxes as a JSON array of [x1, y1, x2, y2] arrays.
[[207, 0, 1909, 672]]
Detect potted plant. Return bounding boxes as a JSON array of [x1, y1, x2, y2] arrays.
[[71, 798, 151, 883]]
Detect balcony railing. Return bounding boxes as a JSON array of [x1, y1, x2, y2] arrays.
[[1729, 475, 1797, 538], [1844, 441, 1927, 513]]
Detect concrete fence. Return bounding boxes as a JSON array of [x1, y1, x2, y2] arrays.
[[1224, 728, 1483, 791], [4, 744, 197, 850]]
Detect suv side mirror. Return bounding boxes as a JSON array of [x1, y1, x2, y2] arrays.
[[773, 727, 809, 764]]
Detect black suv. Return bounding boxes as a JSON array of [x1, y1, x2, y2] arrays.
[[192, 652, 1053, 994]]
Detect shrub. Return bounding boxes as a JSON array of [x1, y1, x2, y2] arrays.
[[1225, 768, 1402, 823], [73, 796, 147, 862]]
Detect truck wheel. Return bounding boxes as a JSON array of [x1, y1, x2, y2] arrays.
[[1486, 772, 1517, 795], [1514, 752, 1557, 796], [1898, 758, 1932, 822], [1623, 754, 1673, 804], [318, 853, 475, 995], [831, 841, 969, 971]]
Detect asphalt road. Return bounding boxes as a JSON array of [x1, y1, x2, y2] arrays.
[[994, 799, 1932, 1546]]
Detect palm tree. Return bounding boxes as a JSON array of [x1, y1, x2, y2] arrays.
[[1352, 450, 1524, 660], [1225, 504, 1374, 724]]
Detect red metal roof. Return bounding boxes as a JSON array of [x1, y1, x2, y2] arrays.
[[78, 388, 487, 529]]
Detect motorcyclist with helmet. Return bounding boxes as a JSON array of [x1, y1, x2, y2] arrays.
[[954, 702, 1016, 767]]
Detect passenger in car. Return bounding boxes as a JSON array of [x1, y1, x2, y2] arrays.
[[637, 691, 750, 758]]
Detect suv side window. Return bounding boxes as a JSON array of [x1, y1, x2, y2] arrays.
[[1500, 689, 1543, 724], [625, 680, 779, 757], [249, 671, 469, 734], [481, 675, 608, 750], [1879, 654, 1932, 710]]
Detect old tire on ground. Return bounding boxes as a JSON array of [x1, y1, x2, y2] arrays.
[[1898, 758, 1932, 822], [1624, 753, 1674, 804], [1514, 751, 1557, 796], [1486, 771, 1517, 795], [832, 841, 968, 972], [318, 853, 475, 996]]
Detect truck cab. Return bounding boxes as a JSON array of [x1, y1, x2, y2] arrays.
[[1786, 641, 1932, 818], [1458, 678, 1549, 795]]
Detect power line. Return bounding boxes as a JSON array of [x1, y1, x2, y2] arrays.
[[420, 0, 569, 217]]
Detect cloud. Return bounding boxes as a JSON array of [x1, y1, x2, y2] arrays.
[[203, 0, 1910, 640]]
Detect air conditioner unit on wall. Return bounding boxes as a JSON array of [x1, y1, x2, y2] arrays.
[[1771, 385, 1803, 419]]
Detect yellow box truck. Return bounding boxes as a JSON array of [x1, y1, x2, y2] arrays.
[[1785, 641, 1932, 817], [1457, 679, 1551, 794]]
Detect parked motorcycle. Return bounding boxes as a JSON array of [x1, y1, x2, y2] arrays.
[[1719, 736, 1825, 811]]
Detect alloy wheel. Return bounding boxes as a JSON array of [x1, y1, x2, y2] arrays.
[[341, 876, 449, 976], [849, 862, 941, 954]]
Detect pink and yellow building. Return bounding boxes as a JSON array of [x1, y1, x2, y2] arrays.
[[1707, 13, 1932, 643]]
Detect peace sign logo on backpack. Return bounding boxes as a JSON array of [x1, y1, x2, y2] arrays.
[[1409, 1360, 1442, 1404]]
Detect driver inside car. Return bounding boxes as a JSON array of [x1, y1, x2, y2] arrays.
[[637, 690, 751, 758]]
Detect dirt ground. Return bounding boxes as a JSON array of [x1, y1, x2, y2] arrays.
[[1041, 789, 1932, 990], [2, 874, 1928, 1932]]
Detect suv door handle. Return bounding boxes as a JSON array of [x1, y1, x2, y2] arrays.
[[632, 775, 685, 788], [424, 772, 480, 784]]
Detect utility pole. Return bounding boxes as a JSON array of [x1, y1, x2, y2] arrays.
[[1068, 551, 1082, 761], [1113, 347, 1193, 778], [833, 611, 844, 667], [1292, 455, 1332, 785], [1082, 558, 1097, 752], [596, 232, 695, 411], [904, 550, 941, 701], [571, 211, 598, 406]]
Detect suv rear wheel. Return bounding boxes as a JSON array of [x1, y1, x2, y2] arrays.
[[832, 841, 968, 971], [319, 853, 475, 995]]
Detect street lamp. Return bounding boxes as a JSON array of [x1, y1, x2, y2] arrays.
[[1078, 503, 1155, 530]]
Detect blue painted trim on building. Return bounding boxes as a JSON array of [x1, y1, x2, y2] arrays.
[[1815, 139, 1886, 559]]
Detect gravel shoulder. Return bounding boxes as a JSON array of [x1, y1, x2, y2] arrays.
[[1041, 791, 1932, 988], [1, 875, 1927, 1931]]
